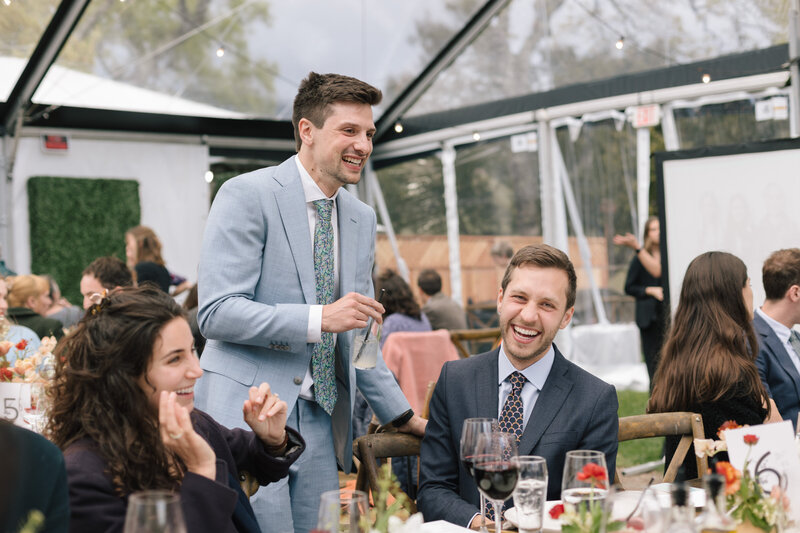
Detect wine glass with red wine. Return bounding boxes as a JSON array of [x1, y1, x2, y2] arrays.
[[460, 418, 498, 532], [473, 431, 519, 533]]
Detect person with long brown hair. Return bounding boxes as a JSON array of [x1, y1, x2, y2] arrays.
[[614, 216, 665, 385], [47, 286, 304, 533], [648, 251, 780, 479], [125, 225, 191, 294], [376, 269, 432, 347]]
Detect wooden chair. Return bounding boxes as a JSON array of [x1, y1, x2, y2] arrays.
[[616, 412, 707, 485], [353, 431, 422, 512], [449, 327, 501, 358]]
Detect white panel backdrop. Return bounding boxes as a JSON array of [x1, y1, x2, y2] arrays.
[[10, 136, 210, 285], [660, 144, 800, 311]]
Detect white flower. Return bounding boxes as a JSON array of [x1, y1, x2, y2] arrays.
[[385, 513, 424, 533]]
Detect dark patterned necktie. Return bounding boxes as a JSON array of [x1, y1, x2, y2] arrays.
[[312, 199, 336, 415], [486, 371, 526, 520], [790, 330, 800, 359]]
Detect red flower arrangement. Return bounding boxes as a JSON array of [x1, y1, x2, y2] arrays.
[[575, 462, 607, 488], [742, 434, 759, 445], [549, 503, 565, 519], [15, 339, 27, 351]]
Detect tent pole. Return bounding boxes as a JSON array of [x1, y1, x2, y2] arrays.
[[440, 143, 462, 306], [789, 0, 800, 138], [636, 127, 651, 237], [365, 165, 409, 282]]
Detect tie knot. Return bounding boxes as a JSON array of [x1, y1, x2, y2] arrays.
[[509, 371, 526, 391], [313, 199, 333, 221]]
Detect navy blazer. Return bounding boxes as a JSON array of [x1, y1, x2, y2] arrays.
[[64, 410, 304, 533], [418, 346, 618, 525], [755, 313, 800, 429]]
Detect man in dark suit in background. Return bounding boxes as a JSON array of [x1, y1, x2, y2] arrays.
[[418, 244, 618, 527], [418, 269, 468, 331], [755, 248, 800, 429]]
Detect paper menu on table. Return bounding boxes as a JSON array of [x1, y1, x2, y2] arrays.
[[723, 421, 800, 524]]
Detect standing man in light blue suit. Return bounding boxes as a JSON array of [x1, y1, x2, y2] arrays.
[[195, 72, 426, 533], [755, 248, 800, 430]]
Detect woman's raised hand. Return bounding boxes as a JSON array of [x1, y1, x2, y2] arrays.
[[159, 391, 216, 480], [242, 382, 288, 448], [613, 232, 640, 250]]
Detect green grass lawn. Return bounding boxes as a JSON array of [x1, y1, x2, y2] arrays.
[[616, 390, 664, 468]]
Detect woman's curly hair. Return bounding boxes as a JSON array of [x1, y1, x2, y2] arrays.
[[46, 285, 186, 494]]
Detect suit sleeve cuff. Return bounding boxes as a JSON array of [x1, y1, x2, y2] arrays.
[[307, 305, 323, 343]]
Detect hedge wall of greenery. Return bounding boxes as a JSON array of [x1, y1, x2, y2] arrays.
[[28, 177, 140, 306]]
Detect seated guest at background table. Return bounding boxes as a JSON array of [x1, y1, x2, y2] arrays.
[[79, 256, 134, 310], [377, 269, 432, 347], [6, 274, 64, 340], [47, 286, 304, 533], [755, 248, 800, 429], [43, 275, 83, 329], [0, 421, 69, 533], [418, 244, 618, 527], [648, 251, 780, 479], [126, 225, 191, 295], [418, 269, 467, 331]]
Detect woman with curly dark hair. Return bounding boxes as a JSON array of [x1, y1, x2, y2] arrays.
[[648, 251, 780, 479], [47, 286, 304, 533], [376, 269, 431, 347]]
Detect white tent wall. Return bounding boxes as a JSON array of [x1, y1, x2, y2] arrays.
[[10, 135, 209, 282]]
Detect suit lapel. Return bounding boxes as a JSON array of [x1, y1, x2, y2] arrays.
[[336, 191, 359, 296], [755, 314, 800, 398], [274, 160, 317, 305], [518, 347, 573, 454], [475, 350, 500, 420]]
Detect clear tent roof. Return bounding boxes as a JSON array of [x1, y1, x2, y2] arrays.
[[0, 0, 791, 123]]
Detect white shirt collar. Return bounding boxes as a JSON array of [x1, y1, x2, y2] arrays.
[[497, 343, 555, 391], [295, 155, 340, 203], [756, 306, 792, 344]]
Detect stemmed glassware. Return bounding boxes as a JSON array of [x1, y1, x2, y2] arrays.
[[460, 417, 498, 533], [123, 490, 187, 533], [20, 382, 48, 434], [316, 489, 368, 533], [473, 431, 519, 533], [561, 450, 609, 508]]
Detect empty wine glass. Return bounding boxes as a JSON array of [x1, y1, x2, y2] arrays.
[[473, 431, 519, 533], [511, 456, 548, 533], [20, 383, 48, 434], [460, 417, 498, 533], [316, 489, 368, 533], [561, 450, 609, 509], [123, 490, 186, 533]]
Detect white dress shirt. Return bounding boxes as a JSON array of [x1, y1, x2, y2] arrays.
[[295, 155, 341, 400]]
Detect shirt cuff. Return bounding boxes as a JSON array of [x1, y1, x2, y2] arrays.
[[308, 305, 323, 343]]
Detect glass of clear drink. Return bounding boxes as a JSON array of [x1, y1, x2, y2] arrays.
[[511, 456, 548, 533], [351, 321, 381, 369], [561, 450, 608, 509]]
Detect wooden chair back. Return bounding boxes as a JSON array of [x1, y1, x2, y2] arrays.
[[353, 432, 422, 512], [616, 412, 707, 484], [449, 327, 501, 358]]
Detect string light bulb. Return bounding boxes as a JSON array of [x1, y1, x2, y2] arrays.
[[394, 122, 403, 133], [702, 73, 711, 84], [472, 132, 481, 141], [204, 171, 214, 183], [216, 46, 225, 58], [615, 36, 624, 50]]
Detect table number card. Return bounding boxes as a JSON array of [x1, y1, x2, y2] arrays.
[[0, 382, 32, 428], [724, 421, 800, 524]]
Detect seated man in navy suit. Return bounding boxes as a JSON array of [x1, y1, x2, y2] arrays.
[[418, 244, 618, 527], [755, 248, 800, 429]]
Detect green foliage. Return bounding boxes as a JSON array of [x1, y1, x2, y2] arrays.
[[27, 177, 140, 306], [376, 155, 446, 235], [616, 390, 663, 469]]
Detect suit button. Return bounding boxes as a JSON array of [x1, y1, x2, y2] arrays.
[[293, 376, 302, 385]]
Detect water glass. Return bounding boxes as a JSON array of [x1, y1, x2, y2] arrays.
[[511, 456, 548, 533], [351, 321, 381, 369], [123, 490, 186, 533], [561, 450, 609, 508], [602, 485, 665, 533], [316, 489, 368, 533]]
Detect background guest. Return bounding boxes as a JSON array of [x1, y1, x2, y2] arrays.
[[614, 217, 665, 386], [43, 275, 83, 329], [377, 269, 432, 347], [125, 226, 190, 295], [183, 283, 206, 357], [79, 256, 134, 310], [417, 269, 467, 331], [47, 286, 304, 533], [6, 274, 64, 340], [648, 251, 780, 479]]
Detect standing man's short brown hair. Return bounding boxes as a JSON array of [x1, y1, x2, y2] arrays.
[[501, 244, 577, 309], [763, 248, 800, 301], [292, 72, 382, 151]]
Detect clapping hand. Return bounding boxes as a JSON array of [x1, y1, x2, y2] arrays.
[[159, 391, 217, 480], [242, 382, 288, 448]]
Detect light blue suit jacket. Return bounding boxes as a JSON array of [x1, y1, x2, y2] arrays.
[[195, 157, 410, 471]]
